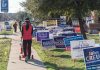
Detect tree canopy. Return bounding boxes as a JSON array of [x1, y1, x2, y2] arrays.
[[21, 0, 100, 39], [21, 0, 100, 19]]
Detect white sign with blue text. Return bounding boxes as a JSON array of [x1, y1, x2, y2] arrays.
[[71, 40, 95, 59]]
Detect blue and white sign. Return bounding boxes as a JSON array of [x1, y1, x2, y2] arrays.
[[64, 35, 84, 47], [83, 47, 100, 70], [54, 36, 66, 48], [60, 33, 77, 38], [41, 39, 55, 49], [71, 40, 95, 59], [1, 0, 8, 12], [58, 16, 66, 27], [36, 30, 49, 41]]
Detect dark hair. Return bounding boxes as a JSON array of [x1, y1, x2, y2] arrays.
[[25, 18, 30, 31], [25, 18, 29, 20]]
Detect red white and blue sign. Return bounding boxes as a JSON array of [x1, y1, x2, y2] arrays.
[[83, 47, 100, 70]]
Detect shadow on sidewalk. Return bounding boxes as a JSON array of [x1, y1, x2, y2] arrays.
[[27, 59, 46, 68]]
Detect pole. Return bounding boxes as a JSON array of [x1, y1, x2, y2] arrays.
[[3, 13, 7, 38]]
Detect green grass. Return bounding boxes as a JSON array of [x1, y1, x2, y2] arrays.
[[87, 34, 100, 43], [32, 34, 100, 70], [32, 40, 85, 70], [0, 29, 13, 35], [0, 38, 11, 70]]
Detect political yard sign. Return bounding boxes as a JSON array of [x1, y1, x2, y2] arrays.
[[36, 31, 49, 41], [43, 20, 57, 27], [71, 40, 95, 59], [41, 39, 55, 49], [64, 35, 84, 47], [54, 36, 66, 48], [61, 33, 77, 38], [83, 47, 100, 70]]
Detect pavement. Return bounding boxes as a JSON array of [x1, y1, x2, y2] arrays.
[[2, 31, 47, 70]]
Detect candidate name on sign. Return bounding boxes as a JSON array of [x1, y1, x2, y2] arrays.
[[54, 36, 66, 48], [83, 47, 100, 70], [36, 31, 49, 41], [42, 39, 55, 49], [1, 0, 8, 12]]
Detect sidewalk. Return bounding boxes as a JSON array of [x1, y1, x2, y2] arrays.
[[7, 32, 46, 70]]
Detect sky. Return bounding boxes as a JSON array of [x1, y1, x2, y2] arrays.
[[9, 0, 26, 13], [0, 0, 26, 13]]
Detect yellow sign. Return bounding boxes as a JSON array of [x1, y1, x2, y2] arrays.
[[43, 20, 57, 27]]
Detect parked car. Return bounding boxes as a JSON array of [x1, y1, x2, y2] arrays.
[[4, 22, 12, 31]]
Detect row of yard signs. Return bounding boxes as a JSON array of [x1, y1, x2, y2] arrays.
[[36, 31, 84, 49], [34, 23, 100, 70], [34, 16, 97, 69], [36, 31, 100, 70]]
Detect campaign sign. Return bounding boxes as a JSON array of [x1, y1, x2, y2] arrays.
[[61, 33, 77, 38], [58, 23, 67, 27], [41, 39, 55, 49], [64, 35, 84, 47], [35, 26, 45, 30], [44, 20, 57, 27], [83, 47, 100, 70], [54, 36, 66, 48], [1, 0, 8, 12], [71, 40, 95, 59], [36, 31, 49, 41]]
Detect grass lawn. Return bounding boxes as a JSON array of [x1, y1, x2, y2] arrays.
[[32, 34, 100, 70], [87, 34, 100, 43], [0, 29, 13, 35], [0, 38, 11, 70], [32, 40, 85, 70]]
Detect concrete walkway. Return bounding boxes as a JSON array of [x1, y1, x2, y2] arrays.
[[7, 32, 46, 70]]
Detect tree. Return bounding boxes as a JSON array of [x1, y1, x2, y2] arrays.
[[15, 11, 32, 22], [21, 0, 100, 39]]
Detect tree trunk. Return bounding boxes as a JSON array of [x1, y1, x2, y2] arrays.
[[75, 0, 87, 39], [78, 17, 87, 39]]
